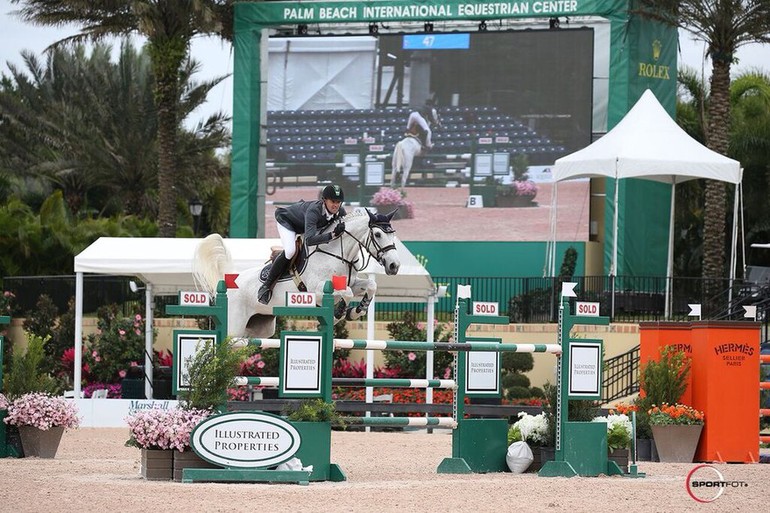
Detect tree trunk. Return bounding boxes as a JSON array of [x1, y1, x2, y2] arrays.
[[152, 46, 185, 237], [702, 58, 732, 286]]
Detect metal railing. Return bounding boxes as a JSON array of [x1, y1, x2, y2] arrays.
[[602, 345, 640, 403], [3, 274, 769, 326]]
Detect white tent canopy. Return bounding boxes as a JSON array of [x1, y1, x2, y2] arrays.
[[73, 236, 439, 397], [549, 89, 742, 316]]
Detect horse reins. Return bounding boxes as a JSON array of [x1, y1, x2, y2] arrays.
[[309, 222, 396, 282]]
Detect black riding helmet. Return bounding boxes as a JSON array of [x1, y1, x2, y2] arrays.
[[322, 184, 344, 202]]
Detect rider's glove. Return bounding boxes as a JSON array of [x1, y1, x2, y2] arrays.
[[333, 222, 346, 237]]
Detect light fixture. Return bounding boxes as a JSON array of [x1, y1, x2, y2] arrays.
[[129, 280, 145, 293], [424, 21, 434, 33], [548, 17, 560, 30], [368, 22, 379, 35], [478, 20, 488, 32], [188, 197, 203, 235], [297, 24, 309, 36]]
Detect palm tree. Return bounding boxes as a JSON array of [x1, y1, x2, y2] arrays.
[[674, 67, 770, 276], [10, 0, 231, 236], [637, 1, 770, 279], [0, 40, 230, 220]]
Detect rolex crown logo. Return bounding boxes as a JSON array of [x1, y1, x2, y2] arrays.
[[652, 40, 662, 61]]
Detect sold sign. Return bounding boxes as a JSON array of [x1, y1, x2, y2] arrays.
[[575, 301, 600, 316], [179, 291, 210, 306], [286, 292, 315, 306], [472, 301, 498, 316]]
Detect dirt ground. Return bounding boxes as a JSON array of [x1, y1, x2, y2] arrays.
[[263, 183, 590, 242], [1, 428, 768, 512]]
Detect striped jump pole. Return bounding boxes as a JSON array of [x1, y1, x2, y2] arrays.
[[335, 338, 561, 354], [341, 416, 457, 428], [231, 338, 281, 349], [332, 378, 455, 389]]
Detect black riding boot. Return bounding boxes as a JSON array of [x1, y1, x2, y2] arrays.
[[258, 252, 290, 305]]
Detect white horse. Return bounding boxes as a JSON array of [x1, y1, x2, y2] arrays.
[[390, 134, 424, 189], [193, 209, 401, 338]]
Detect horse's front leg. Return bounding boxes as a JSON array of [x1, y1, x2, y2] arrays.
[[345, 278, 377, 321], [313, 283, 354, 323]]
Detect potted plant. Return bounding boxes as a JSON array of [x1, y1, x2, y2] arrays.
[[592, 412, 632, 470], [282, 398, 345, 480], [495, 154, 538, 207], [370, 187, 414, 219], [3, 392, 79, 458], [171, 338, 251, 480], [125, 407, 211, 480], [635, 345, 692, 461], [507, 411, 549, 472], [495, 180, 538, 207], [647, 402, 704, 463]]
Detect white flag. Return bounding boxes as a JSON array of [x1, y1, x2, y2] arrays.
[[561, 282, 577, 298], [457, 284, 472, 300], [743, 305, 757, 319], [688, 304, 701, 317]]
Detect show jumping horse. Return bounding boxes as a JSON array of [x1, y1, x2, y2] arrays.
[[390, 134, 424, 189], [193, 209, 401, 338]]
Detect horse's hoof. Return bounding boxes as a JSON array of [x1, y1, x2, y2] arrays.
[[257, 286, 272, 305]]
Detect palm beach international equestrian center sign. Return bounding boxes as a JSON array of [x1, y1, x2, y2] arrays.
[[279, 1, 583, 21], [247, 0, 612, 24]]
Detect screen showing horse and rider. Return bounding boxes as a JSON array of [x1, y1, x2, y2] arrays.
[[264, 28, 593, 242]]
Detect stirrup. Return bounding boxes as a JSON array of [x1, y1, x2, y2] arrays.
[[258, 286, 272, 305]]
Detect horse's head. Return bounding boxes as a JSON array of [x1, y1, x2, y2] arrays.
[[363, 209, 401, 275]]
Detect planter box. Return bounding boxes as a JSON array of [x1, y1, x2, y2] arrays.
[[635, 438, 659, 462], [174, 449, 219, 482], [608, 448, 629, 472], [141, 449, 173, 481], [18, 426, 64, 458], [495, 195, 537, 208], [651, 424, 703, 463]]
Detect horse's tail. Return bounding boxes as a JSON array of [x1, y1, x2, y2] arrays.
[[192, 233, 233, 296]]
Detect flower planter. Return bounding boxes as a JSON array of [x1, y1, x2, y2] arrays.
[[635, 438, 659, 462], [608, 448, 629, 472], [651, 424, 703, 463], [495, 195, 537, 208], [17, 426, 64, 458], [173, 449, 219, 482], [141, 448, 174, 481], [527, 446, 544, 472]]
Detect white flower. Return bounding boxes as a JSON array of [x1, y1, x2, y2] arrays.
[[513, 412, 549, 446]]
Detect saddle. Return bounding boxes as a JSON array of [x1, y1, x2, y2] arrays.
[[260, 238, 309, 291]]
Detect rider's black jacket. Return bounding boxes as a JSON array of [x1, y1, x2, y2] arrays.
[[275, 200, 347, 246]]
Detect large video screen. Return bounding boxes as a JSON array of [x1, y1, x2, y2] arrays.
[[264, 28, 594, 242]]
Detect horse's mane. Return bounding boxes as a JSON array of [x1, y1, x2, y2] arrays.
[[341, 209, 370, 223]]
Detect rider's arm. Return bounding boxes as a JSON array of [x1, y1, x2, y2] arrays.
[[303, 202, 335, 246]]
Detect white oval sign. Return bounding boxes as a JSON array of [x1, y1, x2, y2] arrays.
[[190, 412, 301, 468]]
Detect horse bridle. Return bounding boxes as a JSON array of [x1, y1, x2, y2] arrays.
[[311, 221, 397, 277]]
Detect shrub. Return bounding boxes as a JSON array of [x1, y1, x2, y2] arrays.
[[178, 338, 252, 412], [383, 312, 453, 378], [125, 408, 210, 450], [87, 305, 149, 383], [3, 333, 57, 398]]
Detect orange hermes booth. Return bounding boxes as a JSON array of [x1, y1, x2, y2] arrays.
[[640, 321, 760, 463]]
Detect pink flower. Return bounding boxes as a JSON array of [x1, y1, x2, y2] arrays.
[[408, 352, 417, 361], [135, 314, 142, 321], [119, 329, 126, 336], [134, 329, 141, 335], [92, 351, 98, 358], [444, 367, 451, 379], [119, 370, 127, 378], [257, 360, 266, 369]]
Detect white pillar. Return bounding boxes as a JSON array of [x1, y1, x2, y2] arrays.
[[74, 272, 84, 397], [144, 283, 154, 399]]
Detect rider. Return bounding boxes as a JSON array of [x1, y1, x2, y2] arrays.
[[257, 184, 347, 304], [406, 100, 441, 150]]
